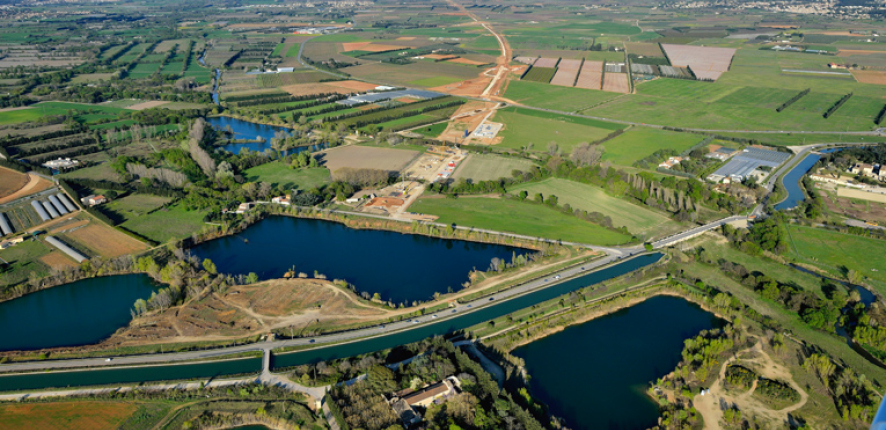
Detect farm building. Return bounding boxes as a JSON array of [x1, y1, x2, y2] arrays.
[[80, 195, 108, 206], [659, 156, 687, 169], [45, 236, 87, 263], [0, 236, 24, 249], [271, 196, 291, 205], [55, 193, 78, 212], [31, 200, 51, 221], [339, 89, 443, 106], [0, 213, 13, 236], [42, 158, 80, 170], [706, 146, 738, 161], [707, 147, 791, 183]]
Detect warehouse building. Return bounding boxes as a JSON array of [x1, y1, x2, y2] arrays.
[[707, 147, 791, 183]]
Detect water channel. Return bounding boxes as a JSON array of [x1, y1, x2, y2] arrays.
[[191, 216, 529, 304], [0, 254, 662, 391], [0, 274, 158, 351], [775, 153, 821, 211], [513, 295, 724, 430]]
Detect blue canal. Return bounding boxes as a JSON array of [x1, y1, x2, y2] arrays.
[[775, 153, 820, 211]]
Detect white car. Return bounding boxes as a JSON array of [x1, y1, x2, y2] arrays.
[[105, 358, 113, 362], [554, 275, 561, 280]]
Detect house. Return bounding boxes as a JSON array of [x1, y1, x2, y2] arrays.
[[391, 398, 422, 427], [0, 236, 24, 249], [829, 62, 849, 69], [271, 196, 291, 205], [852, 163, 875, 175], [705, 146, 737, 161], [658, 156, 687, 169], [402, 376, 461, 408], [235, 202, 253, 213], [80, 195, 108, 206]]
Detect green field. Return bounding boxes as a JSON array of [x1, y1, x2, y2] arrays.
[[504, 80, 622, 112], [103, 194, 173, 223], [509, 178, 683, 237], [243, 164, 331, 190], [521, 66, 557, 83], [407, 76, 463, 87], [122, 204, 208, 243], [409, 197, 633, 245], [412, 121, 449, 138], [600, 127, 704, 166], [0, 239, 51, 287], [785, 225, 886, 292], [494, 107, 625, 154], [452, 153, 537, 182], [0, 109, 44, 125]]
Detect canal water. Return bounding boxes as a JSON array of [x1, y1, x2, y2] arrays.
[[775, 154, 820, 211], [0, 274, 158, 351], [0, 254, 662, 391], [192, 216, 528, 304], [513, 295, 724, 430]]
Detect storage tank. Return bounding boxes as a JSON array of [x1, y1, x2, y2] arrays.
[[56, 193, 77, 212], [31, 200, 50, 221], [48, 195, 69, 215], [0, 213, 12, 236], [42, 201, 60, 219]]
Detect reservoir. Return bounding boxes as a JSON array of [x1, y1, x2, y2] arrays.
[[206, 116, 321, 155], [0, 275, 157, 351], [513, 295, 723, 430], [192, 216, 528, 304], [775, 154, 820, 211], [0, 254, 662, 391]]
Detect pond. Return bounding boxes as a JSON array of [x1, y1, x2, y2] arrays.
[[191, 216, 529, 304], [512, 295, 724, 430], [0, 254, 663, 391], [775, 154, 820, 211], [205, 116, 323, 155], [0, 274, 158, 351]]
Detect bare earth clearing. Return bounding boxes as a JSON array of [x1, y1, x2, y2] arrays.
[[126, 100, 169, 111], [0, 173, 54, 204], [0, 166, 29, 199], [321, 145, 419, 172]]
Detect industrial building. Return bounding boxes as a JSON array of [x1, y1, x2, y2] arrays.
[[338, 89, 443, 106], [707, 147, 791, 183]]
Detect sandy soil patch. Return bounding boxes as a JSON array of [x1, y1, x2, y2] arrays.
[[837, 186, 886, 203], [342, 42, 371, 51], [395, 97, 419, 103], [39, 251, 79, 269], [447, 57, 489, 66], [366, 197, 405, 209], [0, 174, 54, 205], [425, 54, 457, 60], [126, 100, 169, 111], [851, 70, 886, 85], [602, 72, 630, 93], [838, 49, 886, 57], [0, 167, 29, 200], [430, 73, 492, 98], [321, 146, 420, 172], [437, 101, 497, 143], [327, 80, 379, 92], [64, 221, 148, 258], [396, 37, 416, 41]]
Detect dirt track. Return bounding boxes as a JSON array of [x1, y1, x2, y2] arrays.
[[0, 172, 54, 204]]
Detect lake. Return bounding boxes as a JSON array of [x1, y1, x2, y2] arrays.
[[0, 274, 158, 351], [191, 216, 528, 304], [775, 154, 820, 211], [512, 295, 724, 430]]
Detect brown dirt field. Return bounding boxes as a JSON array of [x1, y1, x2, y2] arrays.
[[359, 43, 414, 52], [425, 54, 457, 60], [40, 251, 79, 269], [327, 80, 378, 92], [0, 166, 29, 199], [126, 100, 169, 111], [0, 174, 54, 205], [602, 72, 630, 93], [63, 221, 148, 258], [0, 401, 137, 430], [396, 97, 418, 103], [322, 146, 420, 172], [838, 49, 886, 56], [281, 83, 355, 96], [819, 188, 886, 223], [342, 41, 371, 51], [366, 197, 405, 209], [430, 74, 491, 97], [447, 58, 488, 66], [49, 219, 89, 234], [851, 70, 886, 84], [397, 37, 416, 41], [625, 42, 665, 57]]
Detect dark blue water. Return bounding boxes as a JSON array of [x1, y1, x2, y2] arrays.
[[0, 275, 157, 351], [513, 295, 723, 430], [206, 116, 321, 155], [192, 216, 528, 304], [211, 68, 220, 104], [775, 154, 820, 211], [0, 254, 663, 391], [270, 254, 664, 369]]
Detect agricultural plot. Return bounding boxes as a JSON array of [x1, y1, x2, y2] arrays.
[[321, 146, 420, 173], [0, 239, 52, 289], [575, 61, 603, 89], [522, 66, 557, 83], [122, 204, 208, 244], [494, 107, 625, 154], [533, 57, 560, 68], [602, 72, 630, 93], [550, 59, 582, 87], [601, 128, 704, 166], [258, 71, 329, 87], [102, 194, 172, 223], [785, 225, 886, 289], [243, 164, 331, 190], [452, 153, 537, 182], [0, 401, 137, 430], [0, 167, 29, 199], [409, 196, 633, 246], [58, 217, 149, 258], [509, 178, 683, 237], [409, 76, 464, 87]]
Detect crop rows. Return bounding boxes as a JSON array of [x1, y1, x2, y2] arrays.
[[522, 66, 557, 83]]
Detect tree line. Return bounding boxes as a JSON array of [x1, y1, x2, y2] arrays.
[[776, 88, 810, 112]]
